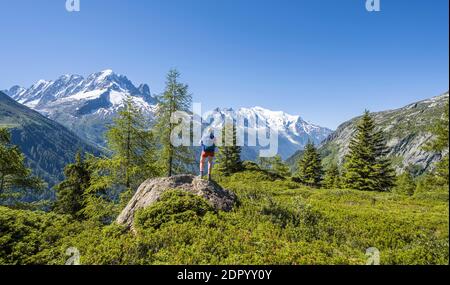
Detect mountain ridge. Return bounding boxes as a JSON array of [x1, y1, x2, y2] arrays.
[[5, 70, 333, 159], [287, 92, 449, 175]]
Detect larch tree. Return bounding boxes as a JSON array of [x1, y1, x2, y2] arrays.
[[154, 69, 194, 177]]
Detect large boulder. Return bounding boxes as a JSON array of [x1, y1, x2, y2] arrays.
[[116, 175, 237, 229]]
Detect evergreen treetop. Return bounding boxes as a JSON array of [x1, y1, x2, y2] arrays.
[[296, 141, 323, 187], [343, 111, 395, 192]]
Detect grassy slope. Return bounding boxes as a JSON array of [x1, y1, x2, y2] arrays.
[[0, 170, 448, 265]]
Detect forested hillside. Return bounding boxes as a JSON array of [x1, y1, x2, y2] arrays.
[[0, 91, 102, 191]]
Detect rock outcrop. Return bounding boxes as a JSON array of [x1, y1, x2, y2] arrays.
[[116, 175, 237, 229]]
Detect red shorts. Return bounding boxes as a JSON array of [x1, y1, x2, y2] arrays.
[[201, 151, 215, 159]]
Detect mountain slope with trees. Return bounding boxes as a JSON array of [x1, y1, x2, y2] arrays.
[[288, 92, 449, 175], [0, 91, 102, 190]]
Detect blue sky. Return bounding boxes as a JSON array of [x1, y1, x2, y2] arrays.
[[0, 0, 448, 129]]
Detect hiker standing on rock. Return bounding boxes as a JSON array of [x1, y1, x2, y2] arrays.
[[199, 129, 216, 181]]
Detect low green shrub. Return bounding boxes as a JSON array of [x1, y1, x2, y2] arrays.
[[134, 190, 214, 231]]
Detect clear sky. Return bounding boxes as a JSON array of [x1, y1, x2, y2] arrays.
[[0, 0, 448, 129]]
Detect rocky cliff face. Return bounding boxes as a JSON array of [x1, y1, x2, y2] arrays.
[[288, 92, 449, 175], [116, 175, 237, 230]]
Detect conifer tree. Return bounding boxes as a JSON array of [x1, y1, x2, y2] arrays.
[[81, 97, 160, 223], [106, 95, 160, 189], [154, 69, 194, 176], [0, 128, 44, 197], [54, 151, 91, 219], [322, 163, 341, 189], [343, 111, 395, 191], [216, 124, 243, 176], [296, 141, 323, 187]]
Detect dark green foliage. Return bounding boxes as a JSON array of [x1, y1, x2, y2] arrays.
[[295, 142, 323, 187], [414, 175, 449, 201], [242, 161, 261, 171], [53, 151, 91, 219], [0, 206, 77, 265], [154, 69, 194, 177], [343, 111, 395, 192], [134, 190, 214, 230], [216, 124, 243, 176], [258, 155, 291, 178], [322, 164, 341, 189], [392, 172, 416, 196], [0, 128, 44, 201]]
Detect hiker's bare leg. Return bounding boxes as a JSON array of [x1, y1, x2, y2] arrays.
[[199, 156, 206, 177], [207, 156, 214, 180]]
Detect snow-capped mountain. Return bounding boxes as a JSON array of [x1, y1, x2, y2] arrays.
[[5, 70, 158, 146], [4, 70, 332, 158], [6, 69, 156, 110], [205, 107, 332, 159]]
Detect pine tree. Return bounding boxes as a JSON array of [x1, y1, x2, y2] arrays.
[[296, 142, 323, 187], [322, 163, 341, 189], [54, 151, 91, 219], [343, 111, 395, 191], [0, 128, 44, 198], [216, 124, 243, 176], [154, 69, 194, 176]]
